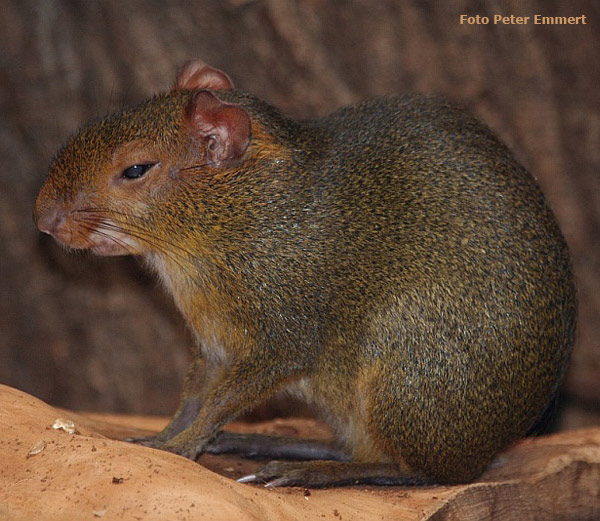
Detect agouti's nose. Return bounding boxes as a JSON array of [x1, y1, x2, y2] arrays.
[[35, 206, 68, 241]]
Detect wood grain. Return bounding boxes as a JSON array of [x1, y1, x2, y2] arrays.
[[1, 384, 599, 520]]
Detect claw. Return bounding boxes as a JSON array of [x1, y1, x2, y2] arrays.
[[264, 477, 289, 488], [236, 474, 258, 484]]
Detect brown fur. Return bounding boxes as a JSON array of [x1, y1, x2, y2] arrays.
[[34, 61, 576, 486]]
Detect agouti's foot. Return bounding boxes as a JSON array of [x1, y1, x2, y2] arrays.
[[238, 460, 432, 488], [205, 431, 350, 461]]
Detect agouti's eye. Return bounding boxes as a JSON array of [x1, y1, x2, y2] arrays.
[[121, 163, 155, 180]]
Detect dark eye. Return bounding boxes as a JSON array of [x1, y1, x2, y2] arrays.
[[121, 163, 155, 180]]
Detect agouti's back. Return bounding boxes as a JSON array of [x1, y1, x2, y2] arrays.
[[257, 94, 576, 482]]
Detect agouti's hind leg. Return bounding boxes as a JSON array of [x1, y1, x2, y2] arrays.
[[126, 357, 206, 446], [238, 460, 432, 488], [205, 431, 350, 461]]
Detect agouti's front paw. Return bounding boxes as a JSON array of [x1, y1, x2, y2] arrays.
[[161, 441, 200, 460], [126, 433, 203, 460], [124, 434, 169, 449], [159, 432, 208, 460]]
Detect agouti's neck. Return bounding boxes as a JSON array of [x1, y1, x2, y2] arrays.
[[137, 93, 326, 345]]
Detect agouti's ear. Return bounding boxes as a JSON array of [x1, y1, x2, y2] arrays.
[[174, 60, 235, 91], [186, 91, 251, 167]]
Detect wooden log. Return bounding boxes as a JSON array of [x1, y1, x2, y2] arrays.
[[1, 384, 599, 521]]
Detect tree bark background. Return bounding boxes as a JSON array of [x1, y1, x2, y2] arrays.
[[0, 0, 598, 423]]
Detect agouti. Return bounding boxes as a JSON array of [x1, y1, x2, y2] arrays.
[[34, 60, 576, 487]]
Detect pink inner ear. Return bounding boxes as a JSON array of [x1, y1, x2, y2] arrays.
[[174, 60, 235, 91], [187, 91, 251, 167]]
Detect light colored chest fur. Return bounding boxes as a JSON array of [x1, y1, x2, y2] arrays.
[[144, 252, 234, 366]]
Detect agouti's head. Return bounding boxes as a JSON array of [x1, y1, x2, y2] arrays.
[[33, 60, 251, 256]]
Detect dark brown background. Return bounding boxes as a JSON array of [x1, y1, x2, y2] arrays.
[[1, 0, 598, 427]]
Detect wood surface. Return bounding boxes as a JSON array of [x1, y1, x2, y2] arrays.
[[1, 384, 599, 521]]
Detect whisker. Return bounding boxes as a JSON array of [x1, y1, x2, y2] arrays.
[[80, 219, 193, 276], [74, 212, 199, 278], [96, 217, 198, 262], [100, 226, 193, 275], [76, 220, 133, 252], [81, 224, 115, 254]]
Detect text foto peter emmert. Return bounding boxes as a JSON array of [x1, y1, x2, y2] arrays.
[[460, 14, 587, 25]]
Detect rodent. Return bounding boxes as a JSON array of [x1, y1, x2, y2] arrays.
[[33, 59, 576, 487]]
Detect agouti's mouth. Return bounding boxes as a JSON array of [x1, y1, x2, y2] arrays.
[[85, 223, 141, 256], [35, 206, 139, 257]]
